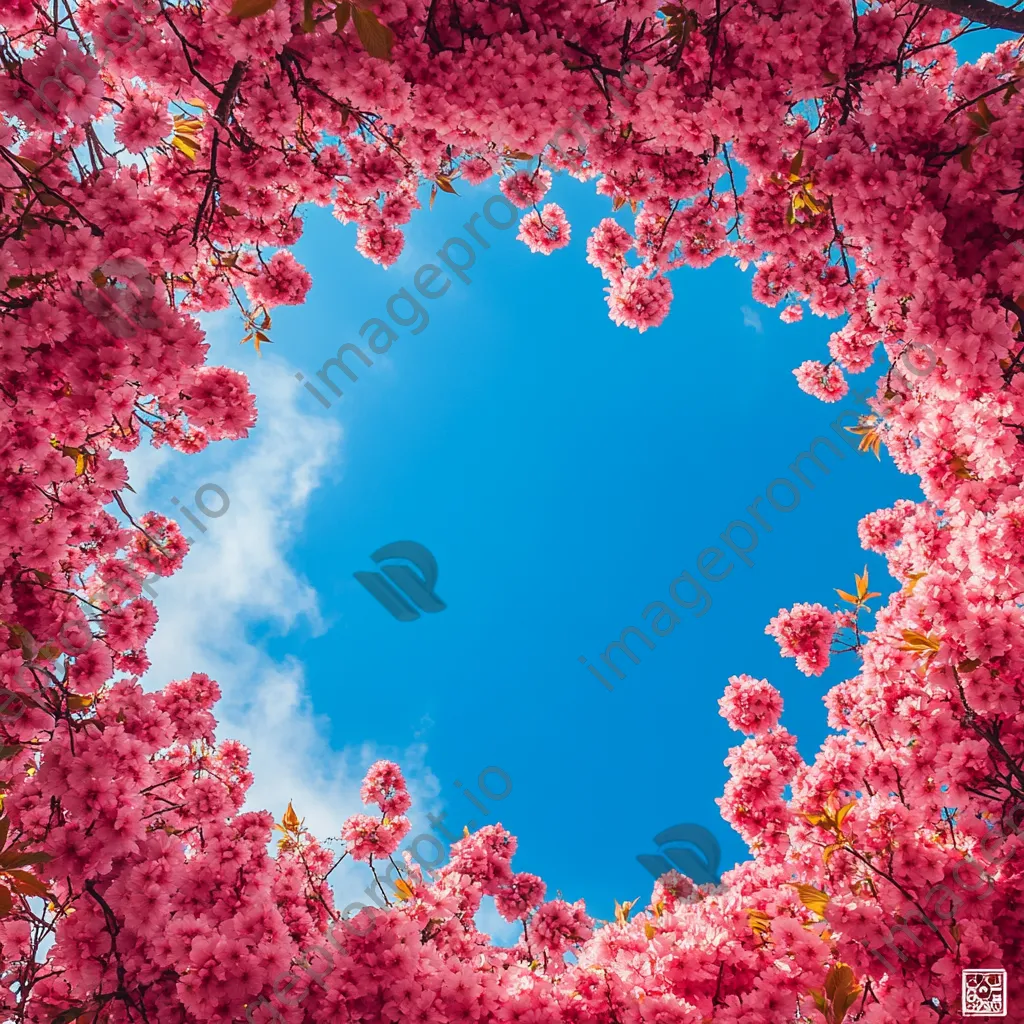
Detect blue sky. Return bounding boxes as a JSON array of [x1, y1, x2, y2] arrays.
[[125, 167, 921, 937]]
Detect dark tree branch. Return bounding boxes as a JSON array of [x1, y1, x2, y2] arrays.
[[914, 0, 1024, 33]]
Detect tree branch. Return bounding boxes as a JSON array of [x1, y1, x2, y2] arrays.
[[914, 0, 1024, 33]]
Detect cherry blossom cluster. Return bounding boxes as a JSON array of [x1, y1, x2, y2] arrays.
[[1, 0, 1024, 1020]]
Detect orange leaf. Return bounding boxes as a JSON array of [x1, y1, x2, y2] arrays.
[[281, 801, 301, 832], [435, 174, 458, 195], [746, 908, 771, 935]]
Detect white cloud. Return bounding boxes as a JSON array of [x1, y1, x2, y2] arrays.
[[741, 305, 763, 334], [122, 317, 438, 906]]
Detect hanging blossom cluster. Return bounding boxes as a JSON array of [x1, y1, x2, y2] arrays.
[[1, 0, 1024, 1020]]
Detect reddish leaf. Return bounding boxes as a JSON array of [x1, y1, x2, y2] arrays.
[[6, 869, 49, 898]]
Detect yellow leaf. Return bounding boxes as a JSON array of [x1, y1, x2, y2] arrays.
[[393, 878, 414, 901], [746, 908, 771, 936], [899, 629, 941, 654], [822, 842, 845, 864], [824, 962, 863, 1024], [835, 800, 856, 829], [171, 134, 200, 160], [463, 825, 470, 837], [644, 920, 656, 939], [334, 1, 351, 32], [835, 589, 858, 605], [789, 149, 804, 178], [352, 7, 394, 60], [904, 571, 927, 594], [803, 810, 832, 828], [66, 693, 94, 711], [229, 0, 279, 16], [614, 898, 638, 925], [787, 883, 829, 918]]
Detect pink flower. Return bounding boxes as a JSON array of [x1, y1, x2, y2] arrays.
[[780, 303, 803, 323], [719, 675, 784, 734], [359, 760, 411, 816], [586, 219, 634, 280], [460, 157, 496, 185], [114, 94, 171, 153], [355, 225, 405, 267], [606, 267, 672, 331], [516, 203, 571, 254], [500, 170, 552, 209], [764, 603, 838, 676], [793, 360, 849, 402], [494, 872, 546, 921], [340, 812, 411, 861]]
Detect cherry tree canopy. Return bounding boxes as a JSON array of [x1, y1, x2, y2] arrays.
[[1, 0, 1023, 1021]]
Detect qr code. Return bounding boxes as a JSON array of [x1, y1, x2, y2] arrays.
[[963, 969, 1007, 1017]]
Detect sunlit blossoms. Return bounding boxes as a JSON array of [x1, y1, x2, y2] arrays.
[[2, 0, 1024, 1020]]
